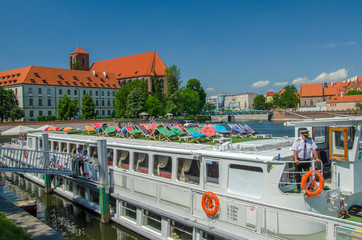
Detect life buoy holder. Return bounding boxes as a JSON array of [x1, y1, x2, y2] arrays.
[[201, 191, 220, 216], [301, 170, 324, 197]]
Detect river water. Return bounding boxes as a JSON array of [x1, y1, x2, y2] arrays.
[[0, 121, 294, 239], [0, 173, 146, 240]]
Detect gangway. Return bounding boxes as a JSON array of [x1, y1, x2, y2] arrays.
[[0, 147, 77, 175]]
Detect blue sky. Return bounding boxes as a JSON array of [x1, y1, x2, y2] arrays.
[[1, 0, 361, 95]]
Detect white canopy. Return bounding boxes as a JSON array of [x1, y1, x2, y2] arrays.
[[1, 125, 36, 136]]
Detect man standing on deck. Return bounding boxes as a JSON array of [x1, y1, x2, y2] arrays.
[[291, 130, 320, 192]]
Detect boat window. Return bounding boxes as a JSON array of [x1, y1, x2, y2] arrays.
[[177, 158, 200, 185], [335, 128, 354, 150], [56, 177, 63, 188], [91, 190, 99, 204], [122, 202, 136, 221], [78, 184, 86, 199], [39, 139, 43, 150], [69, 143, 76, 154], [90, 146, 98, 163], [116, 150, 129, 170], [60, 142, 67, 153], [144, 210, 161, 232], [133, 152, 149, 174], [228, 164, 263, 198], [153, 155, 172, 179], [206, 160, 219, 184], [27, 138, 33, 148], [170, 220, 193, 240], [66, 180, 73, 192], [312, 127, 326, 144], [202, 232, 224, 240], [107, 148, 113, 166], [53, 142, 59, 152]]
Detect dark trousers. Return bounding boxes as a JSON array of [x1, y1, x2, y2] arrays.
[[78, 160, 85, 174], [296, 162, 310, 190]]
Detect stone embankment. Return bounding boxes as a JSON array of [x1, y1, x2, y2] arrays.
[[0, 194, 66, 240], [272, 109, 362, 121]]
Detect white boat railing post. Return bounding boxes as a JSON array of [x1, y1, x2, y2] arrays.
[[97, 139, 110, 223], [42, 134, 52, 193]]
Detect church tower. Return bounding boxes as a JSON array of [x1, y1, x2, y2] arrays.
[[69, 47, 89, 70]]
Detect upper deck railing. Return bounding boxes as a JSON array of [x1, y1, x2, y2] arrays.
[[0, 147, 77, 175]]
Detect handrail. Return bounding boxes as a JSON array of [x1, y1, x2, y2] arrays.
[[0, 147, 77, 175]]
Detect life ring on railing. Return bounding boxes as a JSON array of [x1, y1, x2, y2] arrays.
[[23, 151, 27, 157], [301, 170, 324, 197], [201, 191, 220, 216]]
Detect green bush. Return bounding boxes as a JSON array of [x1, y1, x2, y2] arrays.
[[37, 115, 56, 121], [196, 115, 211, 122], [186, 115, 195, 120]]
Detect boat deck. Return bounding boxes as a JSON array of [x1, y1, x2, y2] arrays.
[[30, 132, 295, 159]]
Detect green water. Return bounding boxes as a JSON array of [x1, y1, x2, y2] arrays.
[[0, 172, 147, 240]]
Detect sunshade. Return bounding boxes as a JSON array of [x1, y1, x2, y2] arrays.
[[1, 125, 36, 136]]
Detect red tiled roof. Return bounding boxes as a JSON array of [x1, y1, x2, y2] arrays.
[[70, 47, 88, 55], [324, 81, 348, 96], [0, 66, 119, 89], [90, 51, 167, 79], [300, 83, 323, 97], [327, 95, 362, 103], [266, 91, 274, 96]]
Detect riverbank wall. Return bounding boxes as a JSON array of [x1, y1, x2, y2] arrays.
[[0, 194, 66, 240], [271, 109, 362, 121]]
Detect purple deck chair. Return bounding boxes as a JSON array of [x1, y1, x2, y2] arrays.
[[228, 124, 247, 138]]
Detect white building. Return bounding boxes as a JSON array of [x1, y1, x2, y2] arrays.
[[0, 66, 119, 120], [224, 93, 258, 109]]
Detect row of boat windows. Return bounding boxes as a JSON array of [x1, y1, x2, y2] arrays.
[[117, 150, 219, 185], [122, 202, 223, 240]]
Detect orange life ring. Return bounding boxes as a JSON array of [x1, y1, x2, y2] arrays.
[[23, 151, 27, 157], [201, 191, 220, 216], [301, 170, 324, 197]]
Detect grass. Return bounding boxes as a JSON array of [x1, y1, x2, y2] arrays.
[[0, 212, 33, 240]]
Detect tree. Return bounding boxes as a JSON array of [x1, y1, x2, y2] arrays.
[[57, 94, 79, 119], [347, 89, 362, 95], [9, 106, 25, 122], [356, 103, 362, 110], [81, 93, 96, 119], [125, 87, 146, 118], [252, 95, 267, 110], [165, 65, 181, 97], [203, 102, 216, 111], [152, 71, 164, 104], [279, 85, 300, 108], [145, 95, 163, 116], [186, 78, 206, 111], [0, 87, 21, 122], [72, 61, 83, 70], [272, 94, 281, 108], [114, 80, 148, 117], [181, 88, 200, 115]]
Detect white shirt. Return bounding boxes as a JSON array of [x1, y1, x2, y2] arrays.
[[76, 151, 84, 159], [291, 137, 318, 160]]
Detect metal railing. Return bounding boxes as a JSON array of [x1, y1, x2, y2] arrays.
[[0, 147, 77, 175], [279, 160, 325, 193]]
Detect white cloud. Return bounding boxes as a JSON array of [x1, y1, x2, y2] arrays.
[[274, 81, 288, 86], [292, 68, 348, 85], [206, 87, 215, 92], [343, 41, 356, 46], [323, 42, 337, 48], [252, 80, 269, 88]]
